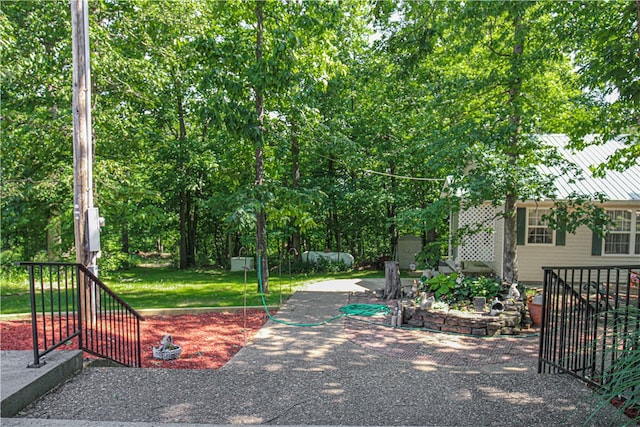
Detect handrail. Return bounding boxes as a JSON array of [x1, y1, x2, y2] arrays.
[[76, 264, 144, 321], [16, 261, 144, 367], [539, 265, 639, 401]]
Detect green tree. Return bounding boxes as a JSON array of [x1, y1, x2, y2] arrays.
[[376, 1, 580, 282], [1, 1, 75, 263], [557, 0, 640, 174]]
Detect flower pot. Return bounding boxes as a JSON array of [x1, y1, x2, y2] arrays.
[[528, 303, 542, 327]]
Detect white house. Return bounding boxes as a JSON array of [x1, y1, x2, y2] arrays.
[[451, 134, 640, 284]]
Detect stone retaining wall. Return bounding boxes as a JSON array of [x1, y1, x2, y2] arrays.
[[402, 301, 531, 336]]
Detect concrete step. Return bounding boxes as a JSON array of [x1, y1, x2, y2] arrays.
[[1, 350, 83, 417]]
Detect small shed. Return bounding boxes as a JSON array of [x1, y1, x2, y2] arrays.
[[397, 235, 422, 270]]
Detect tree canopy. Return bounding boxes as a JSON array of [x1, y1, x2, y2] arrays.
[[2, 0, 638, 283]]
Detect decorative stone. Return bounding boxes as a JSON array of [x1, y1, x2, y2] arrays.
[[400, 300, 528, 336], [441, 325, 471, 334], [424, 322, 443, 330]]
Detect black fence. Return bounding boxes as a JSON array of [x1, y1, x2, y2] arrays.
[[538, 265, 639, 396], [17, 262, 144, 367]]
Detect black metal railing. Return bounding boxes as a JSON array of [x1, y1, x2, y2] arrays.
[[538, 265, 640, 396], [17, 262, 144, 367]]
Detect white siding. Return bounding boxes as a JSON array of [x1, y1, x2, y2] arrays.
[[454, 202, 640, 283], [517, 229, 639, 282], [517, 209, 640, 283]]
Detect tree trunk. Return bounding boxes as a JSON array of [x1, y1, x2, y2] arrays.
[[384, 261, 402, 300], [177, 90, 195, 269], [326, 153, 337, 251], [47, 210, 62, 261], [387, 161, 398, 260], [503, 7, 525, 284], [254, 1, 268, 293], [187, 195, 197, 267], [503, 194, 518, 283], [120, 222, 129, 254], [179, 189, 187, 269]]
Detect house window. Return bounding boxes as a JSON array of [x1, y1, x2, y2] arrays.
[[527, 209, 553, 244], [604, 210, 632, 255]]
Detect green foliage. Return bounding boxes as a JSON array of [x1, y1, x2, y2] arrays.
[[418, 274, 502, 305], [543, 192, 615, 237], [556, 1, 639, 173], [297, 258, 351, 274], [2, 0, 635, 280], [583, 307, 640, 426], [419, 273, 458, 300], [462, 276, 502, 300]]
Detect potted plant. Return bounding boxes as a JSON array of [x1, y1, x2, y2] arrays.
[[152, 334, 182, 360], [527, 292, 543, 327]]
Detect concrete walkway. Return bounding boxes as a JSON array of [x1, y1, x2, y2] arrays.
[[1, 278, 630, 426]]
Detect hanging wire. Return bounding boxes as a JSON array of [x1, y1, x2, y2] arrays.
[[314, 153, 445, 182], [362, 169, 445, 181]]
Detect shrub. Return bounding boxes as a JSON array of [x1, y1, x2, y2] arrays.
[[464, 276, 502, 300], [418, 274, 458, 300], [418, 274, 502, 306]]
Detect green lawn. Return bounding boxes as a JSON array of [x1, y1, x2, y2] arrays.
[[0, 265, 383, 315]]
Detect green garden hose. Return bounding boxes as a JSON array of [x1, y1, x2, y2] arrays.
[[257, 255, 391, 327], [256, 255, 539, 338]]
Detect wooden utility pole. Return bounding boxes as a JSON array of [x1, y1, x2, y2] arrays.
[[72, 0, 90, 268], [71, 0, 97, 272], [72, 0, 101, 324]]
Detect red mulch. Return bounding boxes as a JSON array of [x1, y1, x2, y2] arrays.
[[0, 310, 272, 370]]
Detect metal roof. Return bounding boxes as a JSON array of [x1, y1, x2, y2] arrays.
[[538, 134, 640, 201]]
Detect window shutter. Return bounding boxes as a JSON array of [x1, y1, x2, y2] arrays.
[[517, 208, 526, 245], [591, 232, 602, 256], [556, 218, 566, 246]]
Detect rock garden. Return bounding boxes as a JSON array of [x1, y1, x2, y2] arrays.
[[399, 272, 535, 336]]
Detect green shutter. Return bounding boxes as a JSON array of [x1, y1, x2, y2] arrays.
[[517, 208, 526, 245], [556, 218, 566, 246], [591, 231, 602, 256]]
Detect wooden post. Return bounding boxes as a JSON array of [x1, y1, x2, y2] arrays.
[[384, 261, 402, 300], [72, 0, 97, 323], [71, 0, 90, 268]]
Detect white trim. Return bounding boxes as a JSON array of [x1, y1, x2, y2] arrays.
[[525, 208, 555, 246], [601, 209, 640, 256]]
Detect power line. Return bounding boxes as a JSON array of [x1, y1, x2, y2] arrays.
[[315, 153, 445, 182], [363, 169, 445, 181]]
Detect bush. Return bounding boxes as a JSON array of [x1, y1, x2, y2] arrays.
[[418, 274, 502, 306], [464, 276, 502, 300], [98, 251, 143, 273], [307, 257, 350, 273]]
